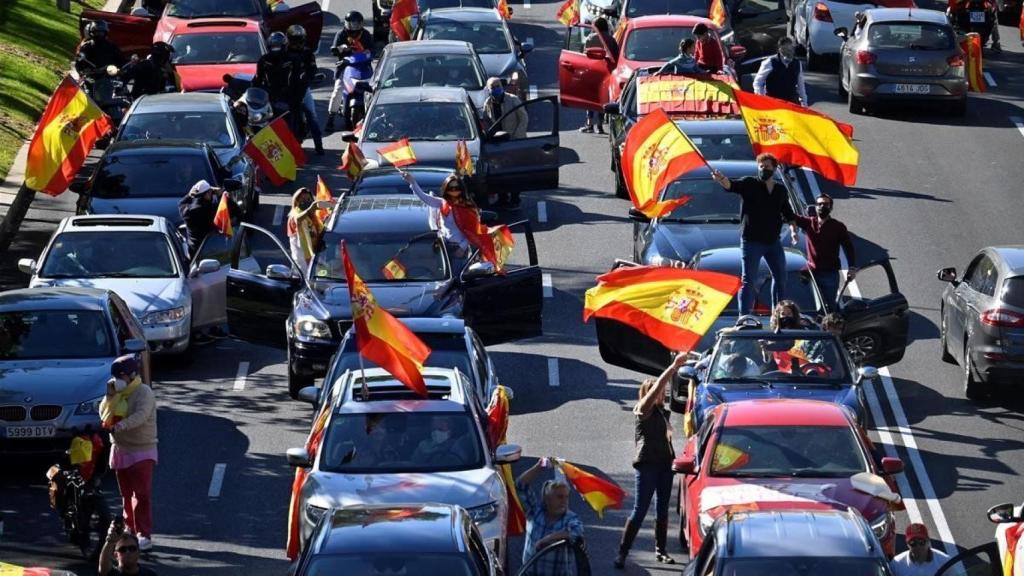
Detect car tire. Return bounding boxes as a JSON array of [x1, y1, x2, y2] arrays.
[[848, 89, 864, 114], [837, 67, 848, 98], [844, 330, 879, 365], [963, 343, 989, 400], [940, 308, 956, 363], [288, 361, 314, 400]]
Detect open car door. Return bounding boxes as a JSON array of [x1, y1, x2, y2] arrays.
[[934, 542, 1002, 576], [264, 2, 325, 48], [188, 232, 232, 331], [79, 10, 157, 58], [226, 223, 305, 347], [558, 25, 614, 111], [461, 220, 542, 345], [516, 538, 591, 576], [481, 96, 559, 193], [837, 258, 909, 367]]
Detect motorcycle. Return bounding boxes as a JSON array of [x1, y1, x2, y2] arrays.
[[332, 45, 374, 132], [46, 429, 112, 560], [76, 57, 131, 137], [221, 73, 307, 140], [949, 0, 996, 46]]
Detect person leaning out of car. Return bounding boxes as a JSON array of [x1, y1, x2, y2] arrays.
[[99, 522, 158, 576], [693, 23, 724, 73], [615, 354, 689, 569], [286, 187, 332, 269], [753, 37, 808, 106], [178, 179, 240, 259]]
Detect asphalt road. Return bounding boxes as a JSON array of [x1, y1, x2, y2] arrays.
[[3, 0, 1024, 574]]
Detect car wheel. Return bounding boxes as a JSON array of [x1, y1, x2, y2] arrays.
[[848, 88, 864, 114], [837, 66, 848, 98], [940, 307, 956, 363], [288, 361, 314, 400], [963, 343, 989, 400], [844, 331, 879, 365]]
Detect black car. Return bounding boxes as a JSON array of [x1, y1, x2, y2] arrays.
[[223, 195, 542, 397], [349, 166, 455, 196], [726, 0, 790, 70], [70, 140, 244, 226]]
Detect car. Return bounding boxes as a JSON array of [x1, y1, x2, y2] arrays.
[[0, 287, 151, 454], [166, 18, 266, 92], [414, 8, 533, 100], [683, 508, 893, 575], [18, 215, 226, 354], [293, 503, 591, 575], [373, 0, 502, 44], [836, 8, 968, 116], [673, 399, 903, 557], [80, 0, 322, 58], [71, 140, 247, 226], [348, 166, 457, 196], [581, 0, 622, 25], [620, 0, 714, 20], [349, 86, 559, 201], [372, 40, 491, 110], [627, 161, 805, 266], [726, 0, 792, 68], [558, 16, 736, 110], [937, 245, 1024, 399], [791, 0, 913, 70], [112, 92, 259, 215], [220, 199, 542, 396], [923, 502, 1024, 576], [286, 367, 521, 564]]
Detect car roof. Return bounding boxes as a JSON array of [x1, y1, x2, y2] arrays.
[[128, 92, 230, 114], [720, 400, 852, 427], [627, 15, 714, 29], [987, 245, 1024, 273], [104, 139, 211, 155], [674, 161, 786, 181], [314, 504, 466, 555], [171, 17, 262, 34], [0, 287, 111, 313], [719, 509, 879, 558], [421, 7, 503, 21], [865, 7, 949, 25], [335, 367, 472, 413], [356, 166, 454, 186], [693, 246, 809, 272], [387, 39, 475, 54], [675, 119, 747, 135], [58, 215, 172, 234], [373, 86, 472, 105], [331, 195, 436, 235]]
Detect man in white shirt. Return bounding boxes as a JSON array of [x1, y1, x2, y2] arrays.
[[891, 523, 950, 576], [752, 37, 808, 106]]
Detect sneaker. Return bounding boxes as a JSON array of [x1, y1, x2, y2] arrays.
[[137, 535, 153, 552], [579, 125, 594, 133], [596, 125, 605, 135]]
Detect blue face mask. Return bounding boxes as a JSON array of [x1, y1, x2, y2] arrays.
[[490, 87, 504, 98]]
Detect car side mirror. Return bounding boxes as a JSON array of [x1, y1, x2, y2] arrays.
[[856, 366, 878, 383], [806, 205, 817, 217], [340, 131, 357, 143], [196, 258, 221, 275], [286, 447, 312, 468], [480, 210, 498, 224], [728, 44, 748, 61], [678, 365, 697, 380], [297, 386, 321, 406], [880, 456, 904, 475], [222, 178, 243, 192], [987, 503, 1017, 524], [672, 454, 696, 474], [834, 27, 849, 40], [124, 338, 147, 353], [69, 180, 87, 194], [585, 46, 607, 60], [937, 267, 958, 284], [603, 102, 620, 115], [520, 40, 534, 55], [489, 130, 511, 142], [628, 207, 650, 222], [463, 261, 496, 280], [17, 258, 37, 275], [494, 444, 522, 464], [266, 263, 297, 280]]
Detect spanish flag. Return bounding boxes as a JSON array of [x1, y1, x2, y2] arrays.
[[440, 202, 514, 270], [556, 0, 580, 26], [492, 225, 515, 271], [0, 563, 59, 575], [583, 266, 741, 352], [382, 258, 407, 280], [315, 175, 335, 223], [709, 0, 727, 28], [285, 402, 331, 560], [636, 74, 739, 116], [243, 116, 306, 186], [455, 140, 475, 176], [342, 241, 432, 395], [613, 16, 629, 43], [622, 108, 707, 218], [340, 141, 368, 180], [486, 386, 526, 536], [960, 33, 986, 93], [212, 190, 233, 237], [712, 443, 751, 472], [1003, 521, 1024, 576], [378, 138, 417, 167], [498, 0, 513, 18], [558, 460, 625, 518], [734, 90, 858, 186], [390, 0, 418, 41], [25, 76, 112, 196]]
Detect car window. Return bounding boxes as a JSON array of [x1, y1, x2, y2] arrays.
[[39, 232, 178, 279], [720, 558, 889, 576], [968, 255, 997, 296], [626, 0, 708, 17], [704, 267, 821, 315], [379, 54, 485, 90], [685, 132, 753, 161], [736, 0, 782, 15], [234, 226, 293, 276], [710, 335, 848, 381], [303, 553, 476, 575], [364, 102, 477, 142], [710, 424, 867, 477], [695, 413, 717, 464], [120, 112, 235, 149], [0, 310, 115, 360], [659, 178, 743, 220], [1000, 277, 1024, 308], [419, 0, 495, 10], [423, 21, 511, 55], [335, 333, 475, 390], [171, 32, 264, 65], [195, 232, 234, 266], [93, 153, 213, 198], [624, 27, 696, 61], [108, 302, 132, 347], [866, 22, 954, 50], [166, 0, 260, 17], [313, 232, 449, 282]]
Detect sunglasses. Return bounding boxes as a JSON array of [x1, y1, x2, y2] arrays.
[[116, 545, 139, 553]]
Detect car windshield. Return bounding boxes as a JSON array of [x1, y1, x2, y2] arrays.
[[684, 131, 752, 161], [710, 425, 867, 478], [363, 102, 476, 142], [170, 32, 263, 65], [420, 0, 495, 10], [312, 232, 449, 282], [867, 22, 954, 50], [423, 21, 511, 54], [167, 0, 260, 17], [355, 180, 445, 196], [320, 411, 485, 473], [120, 112, 235, 149], [303, 553, 476, 575], [721, 558, 887, 576], [659, 177, 742, 221], [39, 232, 178, 279], [698, 266, 821, 315], [0, 310, 114, 360], [1001, 277, 1024, 308], [379, 54, 485, 90], [709, 335, 849, 382], [623, 27, 695, 61], [626, 0, 707, 17], [92, 153, 213, 199]]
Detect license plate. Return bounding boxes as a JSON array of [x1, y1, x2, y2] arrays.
[[894, 84, 930, 94], [970, 10, 985, 22], [4, 425, 56, 438]]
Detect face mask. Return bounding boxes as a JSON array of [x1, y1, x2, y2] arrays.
[[780, 48, 795, 61], [817, 205, 832, 217], [113, 378, 128, 392], [490, 87, 504, 98], [432, 430, 450, 444], [758, 167, 774, 181]]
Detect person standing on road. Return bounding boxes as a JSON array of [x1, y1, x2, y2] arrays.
[[254, 32, 304, 138], [693, 23, 725, 73], [614, 354, 688, 569], [579, 17, 619, 134], [286, 25, 325, 155], [789, 193, 857, 309], [711, 154, 796, 315], [516, 459, 585, 568], [100, 355, 157, 553], [890, 524, 950, 576], [656, 38, 700, 75], [753, 37, 808, 106], [76, 21, 126, 78], [99, 523, 158, 575]]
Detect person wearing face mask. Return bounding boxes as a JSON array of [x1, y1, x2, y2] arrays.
[[411, 417, 469, 465], [178, 179, 239, 259], [483, 77, 528, 208], [711, 153, 797, 316], [789, 193, 857, 310], [753, 37, 808, 106], [401, 170, 475, 260], [286, 187, 332, 268]]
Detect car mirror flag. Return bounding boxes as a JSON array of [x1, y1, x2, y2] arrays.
[[212, 190, 234, 237], [621, 108, 708, 219], [390, 0, 418, 41], [583, 266, 741, 354], [25, 76, 113, 196], [557, 460, 625, 518], [960, 33, 986, 93], [455, 140, 475, 177], [556, 0, 580, 26], [243, 116, 306, 186], [315, 175, 335, 223], [286, 402, 332, 560], [498, 0, 513, 18], [378, 138, 418, 167]]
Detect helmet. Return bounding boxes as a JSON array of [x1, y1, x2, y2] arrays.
[[86, 20, 109, 39], [286, 24, 307, 46], [344, 10, 365, 30], [150, 41, 174, 63], [111, 354, 140, 379], [268, 31, 288, 52]]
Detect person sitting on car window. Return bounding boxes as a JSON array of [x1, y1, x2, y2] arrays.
[[693, 23, 724, 73], [656, 38, 701, 75]]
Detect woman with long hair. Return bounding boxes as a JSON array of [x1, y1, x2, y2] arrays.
[[286, 187, 331, 268]]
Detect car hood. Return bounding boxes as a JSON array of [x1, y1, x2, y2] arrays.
[[175, 63, 257, 92], [309, 280, 456, 319], [698, 478, 888, 520], [479, 53, 519, 79], [645, 221, 741, 265], [89, 196, 184, 226], [358, 140, 479, 171], [32, 277, 188, 319], [703, 382, 854, 406], [0, 359, 113, 404], [305, 468, 502, 509]]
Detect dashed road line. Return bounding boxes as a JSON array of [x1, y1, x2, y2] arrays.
[[537, 200, 548, 223], [547, 358, 560, 387], [1010, 116, 1024, 140], [983, 71, 996, 87], [233, 361, 250, 391], [273, 205, 285, 226], [542, 273, 553, 297], [208, 463, 226, 498]]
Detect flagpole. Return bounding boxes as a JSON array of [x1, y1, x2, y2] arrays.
[[358, 349, 369, 401]]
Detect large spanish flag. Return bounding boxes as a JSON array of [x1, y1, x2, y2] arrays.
[[25, 76, 112, 196], [734, 90, 858, 186], [390, 0, 418, 41], [709, 0, 727, 28], [583, 266, 741, 352], [243, 116, 306, 186], [556, 0, 580, 26], [440, 202, 514, 270], [636, 74, 739, 116], [212, 191, 233, 237], [378, 138, 417, 167], [342, 241, 431, 395], [285, 402, 331, 560], [960, 33, 986, 93], [622, 108, 708, 218], [558, 460, 625, 518], [339, 141, 368, 180]]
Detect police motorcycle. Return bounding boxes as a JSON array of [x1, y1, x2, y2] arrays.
[[948, 0, 997, 47], [332, 43, 374, 132], [928, 502, 1024, 576], [75, 57, 131, 132], [222, 73, 274, 137]]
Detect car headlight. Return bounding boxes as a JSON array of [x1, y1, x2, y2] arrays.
[[143, 306, 186, 326], [305, 503, 328, 525], [651, 255, 685, 268], [699, 512, 715, 536], [870, 511, 894, 539], [294, 316, 332, 340], [75, 395, 104, 416], [468, 501, 499, 524]]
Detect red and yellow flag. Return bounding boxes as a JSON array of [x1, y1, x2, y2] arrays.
[[0, 563, 61, 575], [709, 0, 727, 28], [558, 460, 625, 518], [498, 0, 513, 18], [583, 266, 741, 352], [712, 443, 751, 472], [315, 175, 335, 223], [339, 141, 368, 180], [243, 116, 306, 186], [621, 108, 708, 218], [441, 203, 514, 270], [342, 241, 431, 395], [636, 74, 739, 116], [378, 138, 417, 167], [556, 0, 580, 26], [734, 90, 859, 186], [960, 33, 986, 93], [1003, 521, 1024, 576], [613, 16, 629, 43], [381, 258, 408, 280], [485, 385, 524, 536], [492, 225, 514, 271], [455, 140, 475, 177], [390, 0, 418, 41], [25, 76, 112, 196], [1019, 4, 1024, 42], [212, 191, 233, 237], [286, 401, 331, 560]]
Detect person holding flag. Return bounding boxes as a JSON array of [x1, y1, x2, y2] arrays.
[[515, 458, 585, 569], [578, 19, 618, 135], [286, 187, 332, 269], [178, 180, 238, 258]]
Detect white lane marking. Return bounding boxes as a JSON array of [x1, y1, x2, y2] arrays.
[[322, 0, 331, 13], [537, 200, 548, 223], [272, 205, 285, 226], [233, 361, 250, 391], [547, 358, 560, 387], [1010, 116, 1024, 139], [983, 71, 996, 87], [863, 379, 923, 524], [542, 273, 553, 297], [803, 168, 823, 200], [208, 463, 226, 498], [529, 85, 538, 100]]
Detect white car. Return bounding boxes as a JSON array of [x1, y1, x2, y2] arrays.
[[19, 215, 226, 354], [792, 0, 913, 69]]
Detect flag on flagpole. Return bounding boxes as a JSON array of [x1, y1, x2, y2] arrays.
[[960, 33, 986, 92], [709, 0, 727, 28], [390, 0, 418, 40], [243, 116, 306, 185], [455, 140, 475, 176], [339, 141, 368, 180], [486, 386, 525, 536], [498, 0, 513, 18], [212, 190, 234, 237], [315, 175, 335, 223], [286, 402, 331, 560], [556, 0, 580, 26], [557, 460, 625, 518], [621, 108, 708, 218], [378, 138, 418, 167]]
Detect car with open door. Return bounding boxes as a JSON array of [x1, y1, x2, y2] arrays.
[[929, 502, 1024, 576], [79, 0, 323, 58]]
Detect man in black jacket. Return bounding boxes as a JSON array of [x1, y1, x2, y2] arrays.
[[287, 25, 325, 155], [76, 21, 125, 78], [254, 32, 305, 136], [752, 37, 808, 105], [121, 42, 176, 100]]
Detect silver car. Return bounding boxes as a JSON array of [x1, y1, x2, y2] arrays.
[[19, 215, 225, 354], [836, 8, 968, 115], [288, 367, 521, 564], [372, 40, 491, 110]]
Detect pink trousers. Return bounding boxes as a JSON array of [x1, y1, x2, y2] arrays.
[[115, 459, 154, 537]]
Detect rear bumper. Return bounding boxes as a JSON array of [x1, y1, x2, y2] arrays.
[[852, 73, 968, 101], [973, 352, 1024, 385]]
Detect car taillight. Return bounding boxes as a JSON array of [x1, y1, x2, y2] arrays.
[[947, 53, 965, 67], [813, 2, 833, 21], [981, 308, 1024, 328], [856, 50, 877, 65]]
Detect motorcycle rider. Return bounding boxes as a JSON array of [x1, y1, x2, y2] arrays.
[[286, 25, 325, 155], [949, 0, 1002, 50], [325, 10, 374, 132], [120, 41, 177, 100], [254, 32, 305, 139], [76, 21, 125, 80]]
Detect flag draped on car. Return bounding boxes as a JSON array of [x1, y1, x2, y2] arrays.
[[315, 175, 335, 223], [635, 74, 739, 116], [212, 191, 233, 237], [24, 76, 112, 196], [557, 460, 625, 518], [734, 90, 859, 186], [960, 33, 986, 93], [556, 0, 580, 26], [286, 402, 331, 560], [243, 116, 306, 185], [378, 138, 418, 167], [709, 0, 727, 28], [583, 266, 741, 353], [621, 108, 708, 218], [390, 0, 418, 41], [455, 140, 475, 176], [486, 386, 526, 536], [339, 141, 368, 180]]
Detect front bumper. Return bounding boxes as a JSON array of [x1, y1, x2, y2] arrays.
[[142, 315, 191, 355], [852, 72, 968, 102], [288, 337, 337, 378], [0, 408, 102, 454]]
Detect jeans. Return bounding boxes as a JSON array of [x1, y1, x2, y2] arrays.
[[586, 109, 604, 126], [302, 89, 323, 148], [115, 459, 154, 537], [628, 463, 674, 524], [815, 268, 841, 312], [739, 238, 787, 316]]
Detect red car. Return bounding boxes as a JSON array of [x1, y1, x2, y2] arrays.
[[80, 0, 322, 59], [166, 19, 265, 92], [557, 15, 740, 111], [673, 399, 905, 559]]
